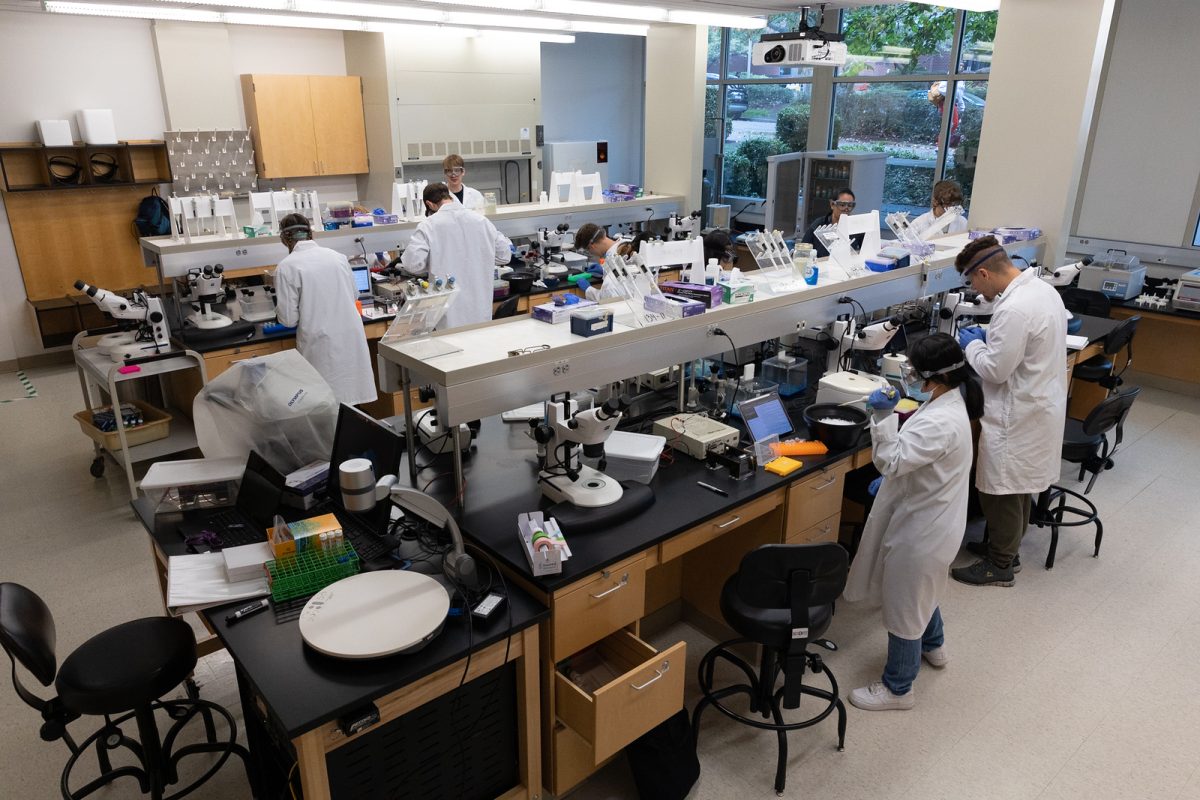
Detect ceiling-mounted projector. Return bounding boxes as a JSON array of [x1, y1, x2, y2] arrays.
[[752, 4, 847, 68], [752, 37, 848, 68]]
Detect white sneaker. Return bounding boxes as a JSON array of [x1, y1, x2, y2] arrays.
[[849, 681, 915, 711], [922, 646, 949, 668]]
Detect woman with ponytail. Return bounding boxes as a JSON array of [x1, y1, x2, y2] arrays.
[[843, 333, 981, 711]]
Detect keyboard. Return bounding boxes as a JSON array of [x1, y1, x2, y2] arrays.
[[179, 509, 268, 549]]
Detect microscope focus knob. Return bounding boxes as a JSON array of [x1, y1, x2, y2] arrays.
[[149, 311, 163, 323], [939, 306, 953, 319]]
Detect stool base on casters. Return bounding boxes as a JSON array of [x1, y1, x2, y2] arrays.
[[60, 696, 255, 800], [692, 638, 846, 796], [1031, 486, 1102, 570]]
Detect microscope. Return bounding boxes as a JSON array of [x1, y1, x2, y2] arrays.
[[535, 394, 628, 507], [74, 280, 171, 353], [937, 290, 996, 335], [665, 211, 702, 241], [185, 264, 233, 329]]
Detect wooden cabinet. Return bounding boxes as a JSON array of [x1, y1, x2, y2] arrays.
[[241, 74, 368, 178], [554, 631, 686, 765], [785, 461, 849, 538]]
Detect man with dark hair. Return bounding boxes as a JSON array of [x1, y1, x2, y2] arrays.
[[401, 182, 512, 329], [950, 236, 1068, 586], [801, 187, 864, 259], [274, 213, 375, 405]]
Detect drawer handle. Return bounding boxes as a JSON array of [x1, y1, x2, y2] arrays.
[[631, 661, 670, 691], [589, 573, 629, 599], [811, 475, 838, 491], [716, 515, 742, 529]]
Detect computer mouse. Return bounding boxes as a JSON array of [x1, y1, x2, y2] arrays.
[[359, 556, 396, 573]]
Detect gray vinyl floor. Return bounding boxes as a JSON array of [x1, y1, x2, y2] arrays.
[[2, 364, 1198, 800]]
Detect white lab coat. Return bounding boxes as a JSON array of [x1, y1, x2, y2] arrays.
[[451, 185, 486, 211], [964, 268, 1068, 495], [401, 202, 513, 329], [274, 241, 377, 406], [843, 390, 973, 639], [911, 209, 968, 237]]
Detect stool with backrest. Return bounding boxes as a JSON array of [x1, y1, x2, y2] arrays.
[[0, 582, 255, 799], [692, 543, 847, 796], [1029, 387, 1141, 569], [1073, 315, 1139, 394]]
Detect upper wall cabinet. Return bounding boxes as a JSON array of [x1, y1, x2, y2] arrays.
[[241, 74, 369, 178]]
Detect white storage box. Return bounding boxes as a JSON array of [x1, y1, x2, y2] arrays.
[[76, 109, 117, 145], [37, 120, 73, 147], [582, 431, 666, 484]]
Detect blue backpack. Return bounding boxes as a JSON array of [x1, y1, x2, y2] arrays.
[[134, 191, 171, 237]]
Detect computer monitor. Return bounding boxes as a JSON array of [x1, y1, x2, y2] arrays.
[[738, 393, 794, 443], [352, 265, 372, 297], [329, 404, 402, 532]]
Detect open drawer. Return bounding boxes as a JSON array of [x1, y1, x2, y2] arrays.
[[555, 630, 686, 764]]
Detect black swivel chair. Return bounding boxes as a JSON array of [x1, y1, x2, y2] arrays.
[[0, 583, 254, 799], [1060, 287, 1112, 318], [1029, 388, 1141, 569], [492, 295, 521, 319], [1073, 315, 1139, 394], [693, 543, 848, 796]]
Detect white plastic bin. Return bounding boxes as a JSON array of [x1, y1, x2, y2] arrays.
[[76, 109, 117, 145], [583, 431, 666, 484]]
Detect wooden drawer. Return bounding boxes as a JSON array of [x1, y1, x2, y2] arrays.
[[203, 341, 283, 379], [786, 512, 841, 545], [786, 462, 848, 536], [554, 630, 686, 764], [659, 489, 783, 563], [551, 556, 647, 661]]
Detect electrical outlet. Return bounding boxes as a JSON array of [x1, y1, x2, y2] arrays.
[[706, 324, 719, 336], [552, 360, 570, 376]]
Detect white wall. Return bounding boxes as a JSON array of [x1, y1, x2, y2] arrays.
[[1074, 0, 1200, 249], [969, 0, 1117, 265], [643, 24, 704, 210], [0, 12, 168, 365], [540, 33, 645, 187]]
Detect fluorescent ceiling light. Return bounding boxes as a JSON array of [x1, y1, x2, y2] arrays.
[[294, 0, 444, 23], [224, 12, 366, 29], [665, 10, 765, 29], [448, 10, 572, 29], [566, 20, 649, 35], [912, 0, 1000, 10], [478, 29, 575, 43], [150, 0, 289, 9], [543, 0, 666, 22], [45, 1, 221, 21]]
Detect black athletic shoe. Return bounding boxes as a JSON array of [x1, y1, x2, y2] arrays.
[[964, 540, 1021, 573], [951, 558, 1015, 587]]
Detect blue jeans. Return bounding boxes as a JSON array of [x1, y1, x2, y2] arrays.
[[882, 608, 945, 696]]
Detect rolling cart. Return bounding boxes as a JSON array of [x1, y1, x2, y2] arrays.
[[72, 330, 208, 501]]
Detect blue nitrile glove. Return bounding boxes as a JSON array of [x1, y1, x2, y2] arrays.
[[867, 386, 900, 411], [958, 325, 987, 349], [868, 477, 884, 497]]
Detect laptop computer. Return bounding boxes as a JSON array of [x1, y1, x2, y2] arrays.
[[319, 404, 403, 560], [178, 451, 286, 549]]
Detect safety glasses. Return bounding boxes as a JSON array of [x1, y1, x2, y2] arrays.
[[902, 359, 965, 385], [444, 167, 465, 177], [833, 200, 856, 210]]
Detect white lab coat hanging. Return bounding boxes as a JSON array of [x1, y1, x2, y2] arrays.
[[963, 268, 1068, 495], [401, 202, 513, 330], [273, 240, 377, 407], [843, 390, 973, 639]]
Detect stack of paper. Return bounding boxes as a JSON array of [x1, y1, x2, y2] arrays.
[[167, 552, 269, 615], [222, 542, 274, 583]]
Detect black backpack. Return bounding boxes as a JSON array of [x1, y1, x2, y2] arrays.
[[133, 191, 171, 237]]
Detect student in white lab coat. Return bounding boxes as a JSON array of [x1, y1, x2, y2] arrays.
[[950, 236, 1068, 587], [909, 180, 969, 238], [401, 182, 513, 329], [442, 154, 486, 211], [273, 214, 376, 406], [573, 222, 630, 264], [844, 333, 982, 711]]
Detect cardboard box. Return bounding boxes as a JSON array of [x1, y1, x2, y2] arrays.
[[271, 512, 340, 558], [643, 293, 706, 318], [718, 281, 755, 305], [661, 281, 723, 308], [532, 298, 597, 324]]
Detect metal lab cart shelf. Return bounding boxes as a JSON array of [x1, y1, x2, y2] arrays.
[[72, 333, 208, 501]]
